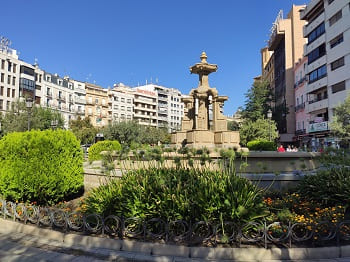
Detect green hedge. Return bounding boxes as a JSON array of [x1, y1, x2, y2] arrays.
[[0, 130, 83, 205], [84, 167, 267, 223], [88, 140, 121, 161], [247, 140, 276, 151]]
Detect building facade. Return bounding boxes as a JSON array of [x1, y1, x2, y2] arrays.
[[108, 83, 134, 123], [0, 47, 21, 114], [300, 0, 350, 149], [294, 57, 310, 148], [266, 5, 307, 143], [85, 83, 108, 127], [72, 79, 86, 119]]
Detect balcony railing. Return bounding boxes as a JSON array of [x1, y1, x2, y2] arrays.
[[295, 102, 306, 112], [294, 77, 307, 88]]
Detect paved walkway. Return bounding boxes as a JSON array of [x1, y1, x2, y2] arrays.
[[1, 232, 350, 262]]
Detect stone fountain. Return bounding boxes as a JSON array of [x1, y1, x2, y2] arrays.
[[171, 52, 240, 149]]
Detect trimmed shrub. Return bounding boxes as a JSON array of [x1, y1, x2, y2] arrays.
[[88, 140, 121, 161], [0, 130, 83, 205], [83, 167, 268, 223], [247, 140, 276, 151]]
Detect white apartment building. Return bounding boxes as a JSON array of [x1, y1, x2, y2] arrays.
[[300, 0, 350, 147], [72, 79, 86, 118], [0, 46, 21, 113], [108, 83, 134, 122], [132, 85, 158, 127], [38, 71, 76, 128], [139, 84, 183, 131]]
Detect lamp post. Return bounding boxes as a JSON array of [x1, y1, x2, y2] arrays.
[[267, 109, 272, 142], [26, 97, 33, 131]]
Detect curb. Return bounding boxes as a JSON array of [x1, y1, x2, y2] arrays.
[[1, 218, 350, 261]]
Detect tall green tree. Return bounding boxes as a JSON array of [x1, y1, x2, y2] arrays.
[[330, 95, 350, 145], [240, 118, 278, 146], [69, 117, 98, 145], [241, 80, 273, 121], [0, 100, 64, 136]]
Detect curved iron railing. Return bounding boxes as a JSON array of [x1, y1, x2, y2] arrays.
[[1, 199, 350, 248]]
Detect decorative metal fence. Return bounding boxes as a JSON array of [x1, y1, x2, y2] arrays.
[[1, 199, 350, 248]]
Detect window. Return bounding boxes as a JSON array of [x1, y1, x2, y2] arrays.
[[331, 57, 345, 71], [7, 75, 11, 85], [12, 76, 15, 86], [58, 79, 63, 86], [46, 98, 50, 106], [308, 44, 326, 64], [13, 64, 16, 73], [121, 98, 125, 102], [121, 105, 125, 111], [114, 105, 118, 110], [329, 10, 342, 26], [0, 73, 3, 83], [95, 98, 99, 104], [1, 60, 4, 70], [127, 107, 131, 112], [46, 75, 51, 82], [127, 98, 131, 103], [7, 62, 11, 72], [308, 64, 327, 83], [6, 101, 10, 110], [7, 88, 10, 97], [0, 99, 2, 110], [330, 33, 344, 49], [332, 81, 346, 93], [0, 86, 3, 96], [12, 89, 15, 98], [308, 23, 325, 44], [47, 88, 51, 96]]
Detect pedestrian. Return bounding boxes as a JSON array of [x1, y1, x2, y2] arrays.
[[277, 145, 285, 152]]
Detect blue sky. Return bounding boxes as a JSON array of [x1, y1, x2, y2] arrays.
[[1, 0, 308, 115]]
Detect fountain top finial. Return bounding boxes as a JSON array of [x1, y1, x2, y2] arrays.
[[200, 52, 208, 63]]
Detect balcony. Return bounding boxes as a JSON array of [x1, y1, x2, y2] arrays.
[[303, 12, 325, 37], [295, 102, 306, 112], [57, 96, 66, 102], [75, 97, 86, 104], [300, 0, 323, 20], [76, 110, 85, 115], [306, 76, 328, 94], [86, 100, 95, 105], [294, 77, 307, 88], [158, 96, 168, 102], [134, 104, 157, 112], [306, 98, 328, 113], [308, 121, 329, 133], [158, 116, 168, 122], [295, 129, 307, 135]]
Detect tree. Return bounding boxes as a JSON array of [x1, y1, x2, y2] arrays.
[[239, 118, 278, 146], [103, 121, 171, 147], [0, 100, 64, 136], [241, 80, 273, 121], [69, 117, 98, 145], [227, 121, 240, 131], [330, 95, 350, 145]]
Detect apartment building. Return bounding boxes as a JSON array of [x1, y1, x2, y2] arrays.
[[132, 85, 158, 127], [85, 83, 108, 127], [0, 46, 21, 113], [38, 72, 76, 128], [300, 0, 350, 149], [294, 57, 310, 147], [72, 79, 86, 118], [153, 85, 183, 132], [261, 47, 275, 100], [108, 83, 134, 123], [265, 5, 307, 143]]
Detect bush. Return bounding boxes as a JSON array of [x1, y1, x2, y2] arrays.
[[88, 140, 121, 161], [247, 140, 276, 151], [297, 167, 350, 207], [0, 130, 83, 205], [83, 167, 268, 223]]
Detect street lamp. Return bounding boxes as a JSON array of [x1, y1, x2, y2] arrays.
[[26, 97, 33, 131], [267, 109, 272, 142]]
